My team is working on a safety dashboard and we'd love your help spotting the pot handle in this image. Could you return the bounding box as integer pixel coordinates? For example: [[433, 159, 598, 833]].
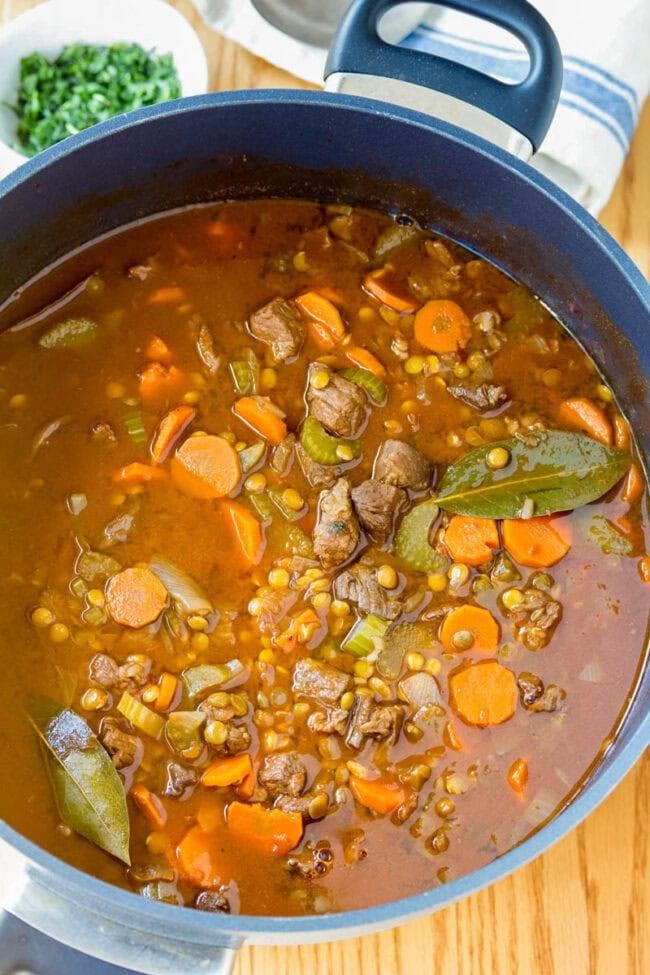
[[324, 0, 562, 156], [0, 908, 236, 975]]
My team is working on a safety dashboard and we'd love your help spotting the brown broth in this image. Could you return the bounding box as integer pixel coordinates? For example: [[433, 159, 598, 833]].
[[0, 200, 647, 916]]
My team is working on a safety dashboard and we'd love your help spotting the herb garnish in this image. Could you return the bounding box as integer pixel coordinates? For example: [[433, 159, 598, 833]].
[[13, 42, 181, 156]]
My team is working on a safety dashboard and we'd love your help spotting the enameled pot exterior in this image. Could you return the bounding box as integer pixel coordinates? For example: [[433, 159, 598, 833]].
[[0, 90, 648, 974]]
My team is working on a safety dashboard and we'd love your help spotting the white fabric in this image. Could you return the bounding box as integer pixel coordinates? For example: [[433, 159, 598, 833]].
[[193, 1, 650, 214]]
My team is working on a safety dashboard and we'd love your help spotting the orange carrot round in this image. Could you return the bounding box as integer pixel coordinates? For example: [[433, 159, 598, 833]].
[[443, 515, 499, 566], [112, 462, 168, 486], [154, 672, 179, 712], [414, 299, 471, 353], [151, 405, 196, 463], [223, 500, 264, 564], [439, 604, 500, 654], [105, 566, 168, 628], [176, 825, 223, 888], [131, 784, 166, 829], [146, 335, 173, 364], [344, 344, 387, 377], [233, 396, 288, 446], [559, 397, 613, 444], [295, 290, 347, 349], [502, 516, 570, 568], [621, 463, 645, 505], [171, 434, 241, 499], [202, 753, 253, 788], [139, 361, 186, 407], [448, 659, 517, 727], [226, 801, 303, 856], [507, 757, 529, 793], [363, 267, 420, 313], [349, 776, 406, 815]]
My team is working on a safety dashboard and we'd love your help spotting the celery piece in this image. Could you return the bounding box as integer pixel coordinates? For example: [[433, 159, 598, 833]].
[[165, 710, 206, 755], [393, 499, 447, 574], [124, 404, 147, 446], [300, 416, 361, 466], [238, 442, 266, 473], [341, 613, 389, 656], [229, 348, 259, 395], [339, 367, 387, 405], [117, 691, 164, 739], [181, 664, 231, 699]]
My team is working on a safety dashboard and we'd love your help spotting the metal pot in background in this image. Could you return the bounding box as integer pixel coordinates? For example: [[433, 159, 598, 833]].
[[0, 2, 648, 973]]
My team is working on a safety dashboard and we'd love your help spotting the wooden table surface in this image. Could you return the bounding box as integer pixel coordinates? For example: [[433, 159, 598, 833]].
[[1, 2, 648, 974]]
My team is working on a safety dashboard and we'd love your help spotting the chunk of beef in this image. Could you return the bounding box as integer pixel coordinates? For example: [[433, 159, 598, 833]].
[[102, 511, 135, 546], [100, 718, 141, 769], [164, 761, 199, 797], [196, 322, 221, 375], [313, 478, 360, 569], [333, 561, 403, 620], [292, 658, 352, 706], [350, 479, 407, 545], [306, 364, 368, 438], [295, 441, 339, 489], [258, 752, 307, 799], [195, 890, 231, 913], [89, 653, 119, 688], [345, 694, 404, 750], [249, 297, 304, 362], [225, 724, 252, 754], [374, 439, 432, 491], [307, 708, 349, 736], [447, 382, 508, 412], [277, 788, 329, 819], [89, 653, 152, 693], [517, 672, 566, 712]]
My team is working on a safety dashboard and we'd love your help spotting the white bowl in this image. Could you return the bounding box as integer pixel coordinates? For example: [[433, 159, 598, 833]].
[[0, 0, 209, 177]]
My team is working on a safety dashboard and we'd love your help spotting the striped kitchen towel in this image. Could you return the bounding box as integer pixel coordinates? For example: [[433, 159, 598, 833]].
[[399, 0, 650, 214], [194, 0, 650, 214]]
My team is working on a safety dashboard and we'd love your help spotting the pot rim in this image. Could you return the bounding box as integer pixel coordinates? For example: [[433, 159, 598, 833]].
[[0, 89, 648, 943]]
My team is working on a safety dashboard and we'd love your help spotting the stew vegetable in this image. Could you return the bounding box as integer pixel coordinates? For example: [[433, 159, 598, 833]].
[[0, 199, 647, 916]]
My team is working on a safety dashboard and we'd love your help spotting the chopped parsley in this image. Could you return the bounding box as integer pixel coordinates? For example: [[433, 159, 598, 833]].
[[13, 42, 182, 156]]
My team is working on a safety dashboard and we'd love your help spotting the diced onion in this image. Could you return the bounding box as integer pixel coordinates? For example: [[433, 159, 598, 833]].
[[398, 672, 443, 709], [149, 555, 214, 616]]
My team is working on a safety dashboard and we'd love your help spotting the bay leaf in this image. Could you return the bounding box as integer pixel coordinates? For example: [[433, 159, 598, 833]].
[[28, 696, 130, 864], [436, 431, 630, 519]]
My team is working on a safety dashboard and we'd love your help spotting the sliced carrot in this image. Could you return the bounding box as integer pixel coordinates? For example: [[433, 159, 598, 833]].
[[151, 405, 196, 463], [112, 462, 168, 486], [131, 784, 166, 829], [233, 396, 287, 446], [223, 500, 264, 564], [363, 267, 420, 313], [448, 659, 517, 727], [154, 672, 178, 712], [146, 335, 173, 364], [349, 776, 406, 815], [202, 753, 253, 788], [226, 801, 303, 857], [502, 516, 571, 568], [414, 299, 472, 353], [559, 397, 613, 444], [439, 604, 500, 654], [139, 361, 186, 407], [146, 286, 186, 305], [621, 463, 645, 504], [176, 825, 223, 887], [236, 770, 256, 800], [105, 566, 168, 628], [196, 799, 223, 834], [171, 434, 241, 499], [295, 291, 347, 349], [443, 515, 499, 566], [442, 720, 464, 751], [507, 757, 528, 793], [344, 344, 387, 377], [613, 414, 631, 450]]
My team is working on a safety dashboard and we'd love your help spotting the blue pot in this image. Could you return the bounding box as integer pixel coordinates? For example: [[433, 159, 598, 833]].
[[0, 3, 647, 973]]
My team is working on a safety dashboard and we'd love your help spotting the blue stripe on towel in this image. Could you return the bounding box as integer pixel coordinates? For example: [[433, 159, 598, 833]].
[[401, 24, 636, 150]]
